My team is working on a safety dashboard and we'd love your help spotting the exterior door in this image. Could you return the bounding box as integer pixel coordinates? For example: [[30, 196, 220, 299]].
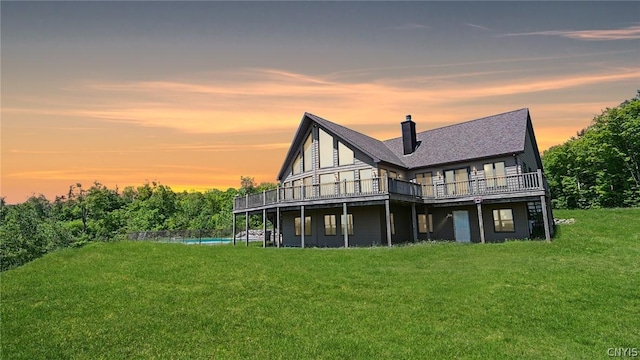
[[453, 210, 471, 242]]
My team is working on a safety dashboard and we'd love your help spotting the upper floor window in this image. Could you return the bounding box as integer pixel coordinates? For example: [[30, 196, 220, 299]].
[[292, 153, 302, 175], [319, 128, 334, 168], [339, 171, 354, 194], [303, 133, 313, 172], [416, 172, 433, 196], [338, 141, 354, 166], [445, 168, 469, 195], [484, 162, 506, 187]]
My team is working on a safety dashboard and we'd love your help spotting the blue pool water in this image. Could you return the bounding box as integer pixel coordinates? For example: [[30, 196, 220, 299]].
[[181, 238, 233, 245]]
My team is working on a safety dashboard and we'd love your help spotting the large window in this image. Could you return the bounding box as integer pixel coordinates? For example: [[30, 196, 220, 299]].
[[359, 168, 373, 193], [339, 171, 354, 194], [295, 216, 312, 236], [341, 214, 354, 235], [319, 173, 335, 196], [303, 176, 313, 197], [493, 209, 514, 232], [445, 168, 469, 195], [319, 128, 334, 168], [418, 214, 433, 233], [484, 162, 506, 187], [293, 179, 302, 199], [338, 141, 354, 166], [324, 215, 337, 235], [303, 133, 313, 172], [416, 172, 433, 196], [293, 153, 302, 175]]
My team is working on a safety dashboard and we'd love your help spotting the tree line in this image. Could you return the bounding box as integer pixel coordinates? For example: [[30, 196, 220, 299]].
[[0, 177, 275, 271], [542, 92, 640, 209]]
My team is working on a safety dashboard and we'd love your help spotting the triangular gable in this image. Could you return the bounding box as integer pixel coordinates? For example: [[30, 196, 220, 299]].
[[276, 113, 406, 181]]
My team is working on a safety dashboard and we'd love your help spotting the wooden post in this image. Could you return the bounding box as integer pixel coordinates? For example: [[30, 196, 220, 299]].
[[232, 213, 236, 246], [245, 211, 249, 247], [263, 190, 266, 205], [276, 207, 281, 248], [343, 202, 349, 248], [425, 205, 431, 240], [385, 200, 392, 247], [262, 208, 267, 248], [541, 195, 551, 242], [477, 202, 485, 244], [301, 205, 305, 248], [537, 169, 544, 189], [411, 203, 418, 243]]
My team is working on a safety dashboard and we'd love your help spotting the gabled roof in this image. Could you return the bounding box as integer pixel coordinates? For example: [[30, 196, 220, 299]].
[[383, 108, 531, 168], [277, 108, 533, 180]]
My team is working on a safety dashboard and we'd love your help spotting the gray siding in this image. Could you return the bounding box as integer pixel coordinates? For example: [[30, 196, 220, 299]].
[[281, 206, 385, 247]]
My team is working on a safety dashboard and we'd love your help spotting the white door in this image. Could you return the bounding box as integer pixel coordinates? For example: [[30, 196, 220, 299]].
[[453, 210, 471, 243]]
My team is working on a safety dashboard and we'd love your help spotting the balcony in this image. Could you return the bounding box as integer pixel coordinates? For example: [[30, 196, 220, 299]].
[[233, 171, 545, 212]]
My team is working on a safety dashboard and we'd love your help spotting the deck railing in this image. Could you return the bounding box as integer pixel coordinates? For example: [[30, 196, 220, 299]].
[[234, 171, 545, 211]]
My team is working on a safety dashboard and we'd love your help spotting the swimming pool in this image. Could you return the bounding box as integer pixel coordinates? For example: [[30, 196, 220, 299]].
[[180, 238, 233, 245]]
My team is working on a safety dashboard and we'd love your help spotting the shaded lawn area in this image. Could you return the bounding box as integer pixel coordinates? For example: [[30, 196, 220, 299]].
[[2, 208, 639, 359]]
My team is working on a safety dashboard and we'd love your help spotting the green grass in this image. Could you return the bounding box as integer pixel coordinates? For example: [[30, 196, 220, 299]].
[[2, 208, 639, 359]]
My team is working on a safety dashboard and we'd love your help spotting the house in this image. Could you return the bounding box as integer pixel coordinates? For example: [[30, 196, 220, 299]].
[[232, 108, 554, 247]]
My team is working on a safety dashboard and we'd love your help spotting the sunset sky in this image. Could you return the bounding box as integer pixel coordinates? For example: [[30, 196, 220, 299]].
[[2, 1, 639, 204]]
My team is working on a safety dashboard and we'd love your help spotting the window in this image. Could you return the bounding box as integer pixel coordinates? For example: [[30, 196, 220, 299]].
[[418, 214, 433, 233], [338, 141, 354, 166], [390, 213, 395, 235], [295, 216, 312, 236], [484, 162, 506, 187], [303, 133, 313, 172], [445, 168, 469, 195], [324, 215, 337, 235], [319, 128, 333, 168], [416, 172, 433, 196], [339, 171, 354, 194], [389, 171, 398, 179], [341, 214, 354, 235], [319, 173, 335, 196], [359, 169, 373, 193], [493, 209, 515, 232], [292, 153, 302, 175], [293, 179, 302, 199], [303, 176, 312, 197]]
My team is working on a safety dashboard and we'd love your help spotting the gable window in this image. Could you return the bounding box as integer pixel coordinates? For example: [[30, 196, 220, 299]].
[[295, 216, 312, 236], [319, 128, 334, 168], [493, 209, 514, 232], [338, 141, 354, 166], [418, 214, 433, 233], [390, 213, 395, 235], [292, 153, 302, 175], [484, 162, 506, 187], [324, 215, 337, 235], [445, 168, 469, 195], [416, 172, 433, 196], [303, 133, 313, 172], [341, 214, 354, 235], [303, 176, 312, 197]]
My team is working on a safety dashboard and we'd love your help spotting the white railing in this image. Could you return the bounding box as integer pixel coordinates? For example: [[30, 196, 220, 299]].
[[234, 171, 545, 211], [421, 171, 543, 199]]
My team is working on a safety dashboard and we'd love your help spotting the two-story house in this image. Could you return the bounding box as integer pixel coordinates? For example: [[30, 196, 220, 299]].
[[233, 108, 554, 247]]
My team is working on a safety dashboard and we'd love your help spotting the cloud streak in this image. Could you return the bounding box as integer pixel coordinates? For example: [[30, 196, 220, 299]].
[[500, 24, 640, 40]]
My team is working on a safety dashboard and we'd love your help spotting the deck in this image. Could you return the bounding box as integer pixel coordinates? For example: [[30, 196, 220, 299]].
[[233, 171, 546, 213]]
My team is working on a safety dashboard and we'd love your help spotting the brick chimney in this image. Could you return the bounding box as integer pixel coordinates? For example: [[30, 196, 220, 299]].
[[401, 114, 417, 155]]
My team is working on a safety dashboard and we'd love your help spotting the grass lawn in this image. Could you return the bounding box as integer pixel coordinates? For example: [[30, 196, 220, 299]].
[[2, 208, 639, 359]]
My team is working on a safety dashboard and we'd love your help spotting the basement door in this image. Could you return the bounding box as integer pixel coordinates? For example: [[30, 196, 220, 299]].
[[453, 210, 471, 243]]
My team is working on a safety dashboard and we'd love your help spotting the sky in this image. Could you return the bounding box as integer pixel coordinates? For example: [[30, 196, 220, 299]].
[[2, 1, 639, 204]]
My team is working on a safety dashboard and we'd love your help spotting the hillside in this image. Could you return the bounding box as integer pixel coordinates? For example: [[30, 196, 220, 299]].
[[1, 209, 639, 359]]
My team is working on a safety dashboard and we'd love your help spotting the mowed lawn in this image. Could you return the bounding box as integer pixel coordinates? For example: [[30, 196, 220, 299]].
[[1, 209, 639, 359]]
